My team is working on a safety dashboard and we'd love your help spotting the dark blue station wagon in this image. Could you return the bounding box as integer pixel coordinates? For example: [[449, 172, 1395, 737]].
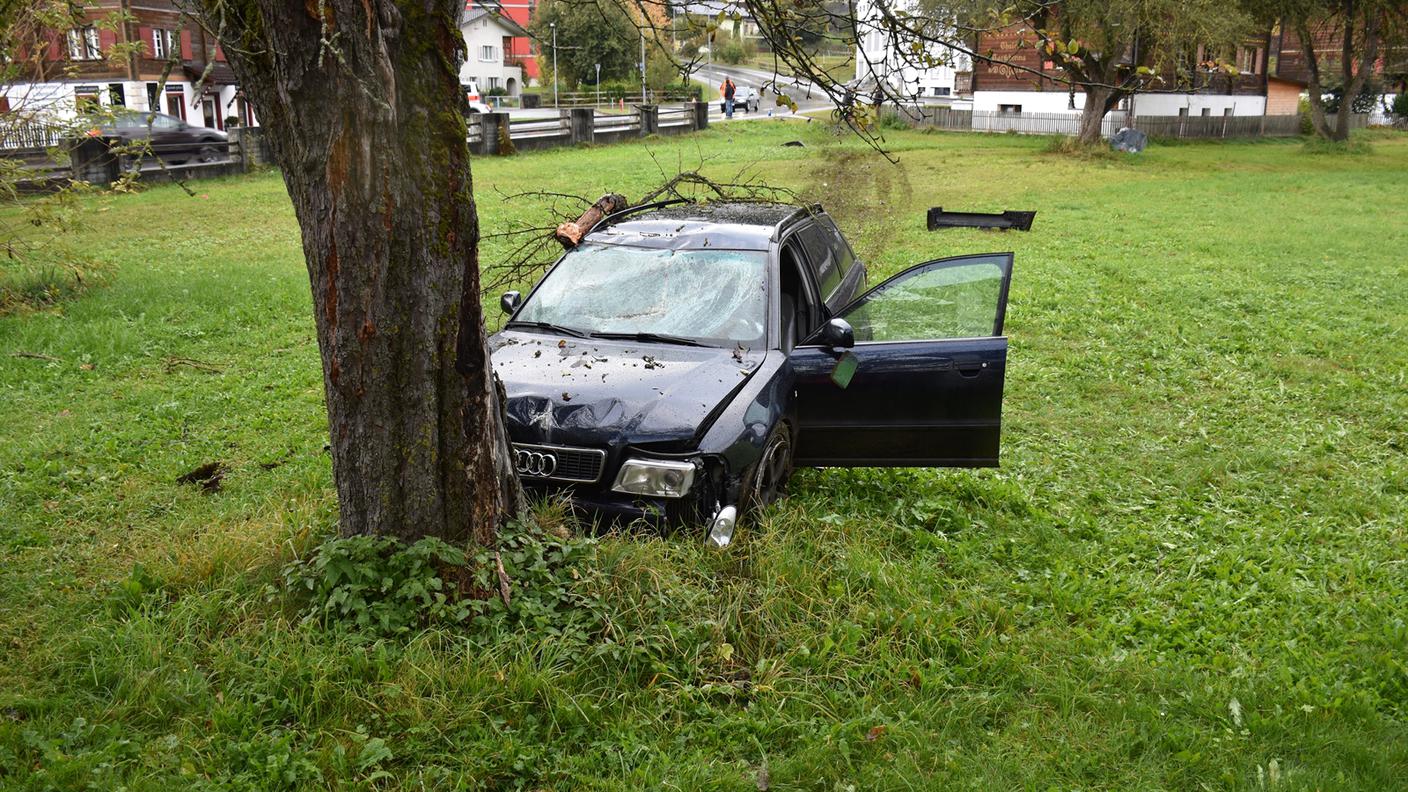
[[490, 201, 1014, 546]]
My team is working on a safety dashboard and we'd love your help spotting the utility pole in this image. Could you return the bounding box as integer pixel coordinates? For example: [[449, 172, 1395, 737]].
[[550, 22, 558, 109], [640, 30, 647, 105], [595, 63, 601, 107]]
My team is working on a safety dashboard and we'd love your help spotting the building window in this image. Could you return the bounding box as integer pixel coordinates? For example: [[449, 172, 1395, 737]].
[[151, 29, 177, 60], [1223, 107, 1233, 116], [1237, 46, 1262, 75], [74, 86, 101, 112], [998, 104, 1022, 115], [1200, 107, 1211, 117], [67, 27, 100, 61], [108, 83, 125, 107], [1178, 107, 1189, 117], [931, 86, 950, 97], [480, 45, 496, 62], [165, 85, 186, 120], [488, 76, 500, 90]]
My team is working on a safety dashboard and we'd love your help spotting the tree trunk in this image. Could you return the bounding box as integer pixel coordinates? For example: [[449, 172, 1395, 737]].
[[197, 0, 520, 544], [1298, 5, 1383, 143], [1077, 85, 1121, 146]]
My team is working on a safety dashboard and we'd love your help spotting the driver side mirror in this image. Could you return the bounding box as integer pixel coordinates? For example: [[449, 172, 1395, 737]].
[[500, 291, 522, 315], [818, 317, 854, 349]]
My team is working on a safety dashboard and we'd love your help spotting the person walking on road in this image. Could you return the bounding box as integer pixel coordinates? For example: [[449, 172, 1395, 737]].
[[720, 77, 736, 119]]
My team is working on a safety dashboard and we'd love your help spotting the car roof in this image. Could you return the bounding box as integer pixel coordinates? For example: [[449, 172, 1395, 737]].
[[586, 201, 811, 251]]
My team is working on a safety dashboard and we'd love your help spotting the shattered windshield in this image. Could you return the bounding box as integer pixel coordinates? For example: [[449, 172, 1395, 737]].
[[516, 243, 768, 346]]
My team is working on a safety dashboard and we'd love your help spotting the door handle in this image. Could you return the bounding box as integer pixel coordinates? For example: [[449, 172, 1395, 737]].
[[956, 360, 985, 378]]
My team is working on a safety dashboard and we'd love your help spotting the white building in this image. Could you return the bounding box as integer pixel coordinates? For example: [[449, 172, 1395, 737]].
[[458, 8, 529, 97], [852, 0, 971, 105], [1, 18, 252, 133]]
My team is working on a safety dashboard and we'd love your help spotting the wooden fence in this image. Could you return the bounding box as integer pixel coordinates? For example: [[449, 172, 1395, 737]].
[[895, 106, 1373, 140]]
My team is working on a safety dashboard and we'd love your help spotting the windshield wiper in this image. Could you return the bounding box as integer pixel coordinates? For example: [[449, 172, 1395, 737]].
[[505, 320, 588, 338], [589, 331, 707, 347]]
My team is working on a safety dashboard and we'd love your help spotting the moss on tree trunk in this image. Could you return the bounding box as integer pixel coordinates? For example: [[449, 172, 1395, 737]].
[[199, 0, 520, 544]]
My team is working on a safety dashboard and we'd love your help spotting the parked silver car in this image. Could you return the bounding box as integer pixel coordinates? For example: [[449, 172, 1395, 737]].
[[721, 86, 761, 114]]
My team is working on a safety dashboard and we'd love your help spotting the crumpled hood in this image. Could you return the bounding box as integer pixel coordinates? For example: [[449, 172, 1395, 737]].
[[490, 330, 764, 450]]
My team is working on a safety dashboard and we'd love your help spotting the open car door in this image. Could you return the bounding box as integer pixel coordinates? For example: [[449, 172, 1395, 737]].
[[790, 253, 1013, 466]]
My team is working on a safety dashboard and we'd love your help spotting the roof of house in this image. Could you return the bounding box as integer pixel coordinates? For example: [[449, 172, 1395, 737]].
[[459, 6, 530, 37]]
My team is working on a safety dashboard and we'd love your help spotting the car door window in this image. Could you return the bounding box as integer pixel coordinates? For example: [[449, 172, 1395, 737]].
[[796, 223, 841, 298], [818, 217, 855, 278], [778, 237, 819, 349], [840, 253, 1012, 342]]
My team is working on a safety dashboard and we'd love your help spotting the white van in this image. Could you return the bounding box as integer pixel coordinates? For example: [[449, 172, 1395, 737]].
[[462, 81, 492, 114]]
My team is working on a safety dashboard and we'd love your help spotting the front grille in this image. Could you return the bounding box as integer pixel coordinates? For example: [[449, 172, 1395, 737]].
[[512, 443, 606, 484]]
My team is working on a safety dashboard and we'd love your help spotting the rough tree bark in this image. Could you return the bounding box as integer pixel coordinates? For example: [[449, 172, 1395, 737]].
[[196, 0, 520, 544], [1077, 83, 1125, 146]]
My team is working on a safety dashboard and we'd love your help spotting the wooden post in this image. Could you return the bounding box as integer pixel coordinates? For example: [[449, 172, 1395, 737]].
[[690, 100, 708, 130], [69, 136, 119, 185], [637, 105, 658, 136], [569, 107, 594, 144]]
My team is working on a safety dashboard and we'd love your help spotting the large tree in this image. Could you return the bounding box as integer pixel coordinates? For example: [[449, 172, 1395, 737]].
[[192, 0, 519, 544], [529, 0, 640, 86]]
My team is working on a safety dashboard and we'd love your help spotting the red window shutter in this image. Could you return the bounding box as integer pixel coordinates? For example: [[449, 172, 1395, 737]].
[[47, 34, 61, 61], [137, 26, 152, 56], [180, 30, 193, 59], [99, 28, 117, 54], [214, 43, 225, 61]]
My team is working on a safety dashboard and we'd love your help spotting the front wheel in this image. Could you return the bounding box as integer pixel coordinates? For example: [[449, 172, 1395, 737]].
[[196, 144, 221, 163], [747, 422, 794, 511]]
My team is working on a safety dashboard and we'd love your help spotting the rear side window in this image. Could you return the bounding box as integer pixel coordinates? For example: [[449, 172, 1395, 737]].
[[797, 223, 841, 297], [819, 217, 857, 277]]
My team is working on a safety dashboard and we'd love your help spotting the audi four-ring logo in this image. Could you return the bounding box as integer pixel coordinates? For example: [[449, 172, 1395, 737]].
[[515, 449, 558, 477]]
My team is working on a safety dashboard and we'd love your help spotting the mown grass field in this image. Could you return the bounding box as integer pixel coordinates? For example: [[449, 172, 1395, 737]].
[[2, 122, 1407, 790]]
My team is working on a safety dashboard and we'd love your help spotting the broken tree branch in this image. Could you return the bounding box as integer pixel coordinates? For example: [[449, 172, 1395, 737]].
[[554, 193, 629, 249]]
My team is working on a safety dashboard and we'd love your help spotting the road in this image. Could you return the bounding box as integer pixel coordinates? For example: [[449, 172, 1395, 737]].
[[500, 63, 839, 125]]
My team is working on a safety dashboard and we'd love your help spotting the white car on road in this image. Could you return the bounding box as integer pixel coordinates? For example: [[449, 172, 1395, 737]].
[[720, 86, 761, 114]]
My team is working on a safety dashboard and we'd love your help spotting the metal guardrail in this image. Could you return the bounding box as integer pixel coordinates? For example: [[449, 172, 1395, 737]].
[[550, 90, 702, 108]]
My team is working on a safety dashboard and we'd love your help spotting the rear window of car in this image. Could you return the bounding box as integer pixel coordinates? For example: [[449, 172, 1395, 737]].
[[797, 221, 851, 298]]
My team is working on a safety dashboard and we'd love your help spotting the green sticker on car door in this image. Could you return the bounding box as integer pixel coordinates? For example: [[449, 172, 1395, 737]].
[[830, 351, 858, 389]]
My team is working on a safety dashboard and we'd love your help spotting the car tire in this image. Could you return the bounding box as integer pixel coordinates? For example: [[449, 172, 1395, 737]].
[[196, 144, 221, 163], [746, 421, 794, 512]]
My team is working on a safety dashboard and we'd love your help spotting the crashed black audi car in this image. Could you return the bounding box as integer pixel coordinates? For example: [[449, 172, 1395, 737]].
[[490, 201, 1014, 546]]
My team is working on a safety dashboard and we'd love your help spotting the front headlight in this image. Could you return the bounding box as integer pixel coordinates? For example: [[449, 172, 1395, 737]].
[[611, 458, 696, 498]]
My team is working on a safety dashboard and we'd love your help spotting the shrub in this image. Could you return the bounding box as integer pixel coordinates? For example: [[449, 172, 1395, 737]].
[[1392, 93, 1408, 120], [716, 38, 746, 65], [279, 520, 604, 640]]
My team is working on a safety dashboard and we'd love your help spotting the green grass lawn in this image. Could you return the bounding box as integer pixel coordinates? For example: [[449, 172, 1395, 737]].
[[2, 122, 1407, 790]]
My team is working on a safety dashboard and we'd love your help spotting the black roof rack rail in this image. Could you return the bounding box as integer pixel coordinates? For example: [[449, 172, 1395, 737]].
[[596, 198, 692, 230]]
